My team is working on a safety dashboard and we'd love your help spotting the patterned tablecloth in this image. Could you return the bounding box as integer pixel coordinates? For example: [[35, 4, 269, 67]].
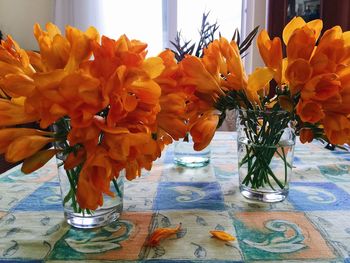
[[1, 132, 350, 262]]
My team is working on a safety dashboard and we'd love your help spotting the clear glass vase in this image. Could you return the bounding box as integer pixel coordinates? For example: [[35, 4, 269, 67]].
[[53, 119, 124, 228], [56, 163, 124, 229], [236, 109, 296, 202], [174, 135, 211, 168]]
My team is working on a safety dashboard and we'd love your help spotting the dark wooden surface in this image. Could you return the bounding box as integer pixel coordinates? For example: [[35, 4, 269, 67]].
[[0, 154, 18, 174]]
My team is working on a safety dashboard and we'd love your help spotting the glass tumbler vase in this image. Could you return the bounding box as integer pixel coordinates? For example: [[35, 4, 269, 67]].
[[56, 161, 124, 229], [236, 109, 296, 202]]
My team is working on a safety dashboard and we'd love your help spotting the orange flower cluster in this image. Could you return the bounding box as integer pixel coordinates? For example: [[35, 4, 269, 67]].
[[258, 17, 350, 145], [178, 38, 274, 150], [0, 23, 189, 210]]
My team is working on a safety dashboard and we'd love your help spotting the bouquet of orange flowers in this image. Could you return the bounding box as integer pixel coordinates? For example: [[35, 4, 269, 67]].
[[0, 23, 194, 213], [175, 16, 350, 197]]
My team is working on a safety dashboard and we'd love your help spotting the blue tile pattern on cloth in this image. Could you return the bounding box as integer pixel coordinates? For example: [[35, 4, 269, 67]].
[[293, 156, 302, 165], [0, 260, 43, 263], [154, 182, 225, 211], [143, 260, 243, 263], [318, 164, 350, 182], [2, 132, 350, 262], [330, 150, 350, 162], [288, 182, 350, 211], [164, 147, 175, 164], [13, 182, 62, 211]]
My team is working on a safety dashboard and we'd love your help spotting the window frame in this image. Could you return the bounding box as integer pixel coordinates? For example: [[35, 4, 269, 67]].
[[162, 0, 267, 73]]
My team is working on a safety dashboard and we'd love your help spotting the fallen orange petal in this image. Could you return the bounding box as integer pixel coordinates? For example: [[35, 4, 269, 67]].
[[210, 230, 236, 241], [148, 223, 182, 247]]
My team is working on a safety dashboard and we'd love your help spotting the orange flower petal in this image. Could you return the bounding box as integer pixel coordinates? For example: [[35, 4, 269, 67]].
[[246, 67, 274, 103], [142, 57, 165, 79], [299, 128, 314, 144], [21, 149, 58, 174], [306, 19, 323, 41], [210, 230, 236, 241], [0, 99, 39, 126], [283, 16, 306, 45], [5, 135, 55, 163], [2, 73, 35, 97], [64, 148, 86, 170], [287, 27, 316, 62], [257, 30, 283, 72], [180, 56, 223, 98], [0, 128, 52, 154], [191, 112, 219, 151], [148, 224, 182, 247], [285, 59, 313, 88], [296, 100, 324, 123], [323, 113, 350, 145]]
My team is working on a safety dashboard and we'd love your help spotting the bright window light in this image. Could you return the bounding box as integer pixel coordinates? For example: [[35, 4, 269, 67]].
[[177, 0, 242, 43], [100, 0, 163, 56]]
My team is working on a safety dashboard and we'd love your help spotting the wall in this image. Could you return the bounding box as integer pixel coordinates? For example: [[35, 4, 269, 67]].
[[241, 0, 267, 73], [0, 0, 55, 50]]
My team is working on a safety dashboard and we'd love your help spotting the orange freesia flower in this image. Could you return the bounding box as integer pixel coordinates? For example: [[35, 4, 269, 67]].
[[21, 149, 58, 174], [180, 55, 224, 101], [301, 73, 341, 101], [311, 26, 350, 74], [0, 128, 52, 153], [148, 223, 182, 247], [299, 128, 314, 143], [88, 35, 147, 80], [285, 58, 313, 93], [296, 99, 324, 123], [0, 35, 35, 77], [286, 27, 316, 62], [323, 113, 350, 145], [282, 17, 323, 46], [190, 111, 219, 151], [257, 30, 283, 84], [210, 230, 236, 241], [102, 131, 159, 180], [245, 67, 274, 104], [76, 147, 117, 210], [5, 135, 55, 163], [258, 17, 322, 89], [0, 99, 39, 126], [156, 50, 188, 141], [67, 122, 101, 152], [1, 73, 35, 98], [64, 148, 87, 170], [34, 23, 99, 72]]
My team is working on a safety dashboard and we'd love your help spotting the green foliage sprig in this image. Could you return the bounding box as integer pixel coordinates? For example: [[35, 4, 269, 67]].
[[171, 12, 259, 61]]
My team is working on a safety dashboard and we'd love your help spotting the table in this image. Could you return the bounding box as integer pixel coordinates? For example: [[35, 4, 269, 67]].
[[1, 132, 350, 262]]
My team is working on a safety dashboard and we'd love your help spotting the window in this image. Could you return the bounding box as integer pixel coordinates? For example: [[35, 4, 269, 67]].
[[177, 0, 242, 43], [99, 0, 243, 55], [100, 0, 163, 56]]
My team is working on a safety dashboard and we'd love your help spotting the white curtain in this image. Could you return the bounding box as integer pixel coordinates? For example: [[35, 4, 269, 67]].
[[54, 0, 104, 33], [54, 0, 164, 55]]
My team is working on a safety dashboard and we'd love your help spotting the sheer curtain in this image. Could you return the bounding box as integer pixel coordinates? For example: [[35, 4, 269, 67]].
[[54, 0, 104, 33], [54, 0, 163, 55]]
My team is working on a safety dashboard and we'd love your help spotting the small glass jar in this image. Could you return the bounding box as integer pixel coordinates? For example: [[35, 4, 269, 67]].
[[174, 135, 211, 168]]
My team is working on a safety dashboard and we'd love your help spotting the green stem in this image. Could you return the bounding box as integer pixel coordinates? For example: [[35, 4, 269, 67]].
[[112, 178, 123, 199]]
